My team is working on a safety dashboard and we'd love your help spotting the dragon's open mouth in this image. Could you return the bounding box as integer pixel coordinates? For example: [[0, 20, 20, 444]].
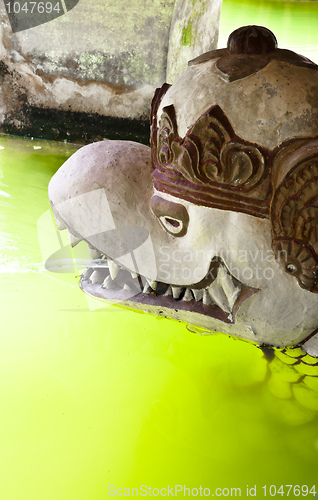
[[79, 246, 258, 325]]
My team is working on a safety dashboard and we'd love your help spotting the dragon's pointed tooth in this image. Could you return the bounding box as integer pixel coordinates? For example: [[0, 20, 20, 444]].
[[89, 270, 99, 284], [82, 268, 94, 281], [147, 279, 158, 290], [227, 287, 241, 310], [130, 271, 138, 279], [172, 286, 183, 299], [143, 283, 153, 293], [88, 246, 101, 260], [182, 288, 193, 302], [217, 265, 241, 307], [191, 289, 204, 302], [68, 230, 82, 247], [108, 259, 120, 280], [215, 265, 242, 309], [164, 285, 172, 296], [203, 289, 212, 305], [207, 282, 232, 313], [89, 269, 107, 284], [102, 275, 116, 289]]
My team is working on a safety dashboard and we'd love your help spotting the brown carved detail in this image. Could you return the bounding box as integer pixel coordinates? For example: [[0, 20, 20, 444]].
[[273, 238, 318, 292], [216, 48, 317, 83], [150, 83, 172, 178], [189, 26, 317, 82], [157, 104, 178, 167], [216, 55, 270, 83], [271, 140, 318, 292], [150, 83, 171, 126], [220, 142, 266, 190], [152, 103, 271, 218], [227, 26, 277, 55]]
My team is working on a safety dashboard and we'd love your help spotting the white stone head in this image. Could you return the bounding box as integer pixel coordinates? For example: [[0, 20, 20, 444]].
[[49, 26, 318, 354]]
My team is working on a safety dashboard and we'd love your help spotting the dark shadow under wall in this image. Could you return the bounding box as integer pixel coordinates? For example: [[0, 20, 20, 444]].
[[1, 105, 151, 145]]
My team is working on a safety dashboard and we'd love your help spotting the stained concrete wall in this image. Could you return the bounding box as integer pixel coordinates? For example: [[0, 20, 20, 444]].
[[0, 0, 222, 143], [0, 0, 174, 143]]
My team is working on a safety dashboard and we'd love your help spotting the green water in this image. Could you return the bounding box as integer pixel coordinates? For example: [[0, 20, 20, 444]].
[[2, 2, 318, 499], [1, 137, 318, 499], [219, 0, 318, 64]]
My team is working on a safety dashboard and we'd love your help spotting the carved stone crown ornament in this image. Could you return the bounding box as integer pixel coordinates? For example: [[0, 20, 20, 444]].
[[48, 26, 318, 358], [151, 100, 271, 218], [151, 26, 318, 295]]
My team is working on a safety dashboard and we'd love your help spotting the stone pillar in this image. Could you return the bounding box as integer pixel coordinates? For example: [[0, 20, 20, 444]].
[[166, 0, 223, 83]]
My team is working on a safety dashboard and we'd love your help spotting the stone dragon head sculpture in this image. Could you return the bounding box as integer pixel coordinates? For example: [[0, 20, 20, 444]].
[[48, 26, 318, 356]]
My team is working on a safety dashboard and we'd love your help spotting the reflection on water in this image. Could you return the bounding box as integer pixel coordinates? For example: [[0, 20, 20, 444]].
[[265, 347, 318, 425]]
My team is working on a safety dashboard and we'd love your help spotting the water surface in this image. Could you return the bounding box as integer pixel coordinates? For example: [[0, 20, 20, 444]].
[[219, 0, 318, 63], [1, 133, 318, 499]]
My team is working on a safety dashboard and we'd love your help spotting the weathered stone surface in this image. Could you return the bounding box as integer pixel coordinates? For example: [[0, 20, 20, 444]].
[[160, 53, 318, 149], [0, 0, 175, 141]]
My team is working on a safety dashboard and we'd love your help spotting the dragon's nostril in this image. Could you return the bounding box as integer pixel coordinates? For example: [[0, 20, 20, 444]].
[[151, 195, 189, 237], [159, 216, 183, 235], [164, 217, 180, 228]]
